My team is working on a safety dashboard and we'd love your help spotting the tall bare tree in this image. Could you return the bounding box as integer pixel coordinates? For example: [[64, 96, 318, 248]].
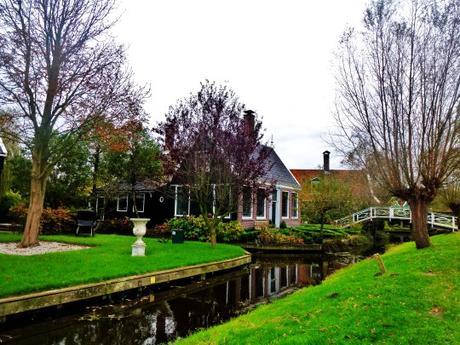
[[334, 0, 460, 248], [156, 81, 272, 247], [0, 0, 148, 247]]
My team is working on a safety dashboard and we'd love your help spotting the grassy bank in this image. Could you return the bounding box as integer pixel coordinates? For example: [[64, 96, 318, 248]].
[[0, 233, 245, 298], [176, 233, 460, 345]]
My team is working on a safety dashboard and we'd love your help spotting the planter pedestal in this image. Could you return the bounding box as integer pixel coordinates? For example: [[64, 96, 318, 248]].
[[130, 218, 150, 256]]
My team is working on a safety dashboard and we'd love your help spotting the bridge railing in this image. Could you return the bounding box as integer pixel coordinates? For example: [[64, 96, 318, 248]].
[[334, 206, 458, 231]]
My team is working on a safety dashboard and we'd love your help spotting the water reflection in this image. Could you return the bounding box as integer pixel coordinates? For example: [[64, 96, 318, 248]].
[[0, 254, 342, 345]]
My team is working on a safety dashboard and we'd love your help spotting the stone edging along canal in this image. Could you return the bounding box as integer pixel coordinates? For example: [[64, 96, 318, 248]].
[[0, 253, 252, 317]]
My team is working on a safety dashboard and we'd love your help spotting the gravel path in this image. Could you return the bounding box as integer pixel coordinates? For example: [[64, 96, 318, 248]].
[[0, 241, 90, 256]]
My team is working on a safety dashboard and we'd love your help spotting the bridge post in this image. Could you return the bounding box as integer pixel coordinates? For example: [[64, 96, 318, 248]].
[[389, 208, 393, 221], [430, 213, 434, 228]]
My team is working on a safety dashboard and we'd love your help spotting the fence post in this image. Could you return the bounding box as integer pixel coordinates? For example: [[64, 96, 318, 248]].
[[430, 213, 434, 228]]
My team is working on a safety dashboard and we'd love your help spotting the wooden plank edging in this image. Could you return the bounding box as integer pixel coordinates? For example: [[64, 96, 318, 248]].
[[0, 253, 251, 317]]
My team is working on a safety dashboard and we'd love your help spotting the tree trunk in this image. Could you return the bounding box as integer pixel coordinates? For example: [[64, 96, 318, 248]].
[[20, 160, 47, 248], [449, 204, 460, 220], [132, 187, 139, 218], [209, 219, 217, 247], [408, 198, 431, 249]]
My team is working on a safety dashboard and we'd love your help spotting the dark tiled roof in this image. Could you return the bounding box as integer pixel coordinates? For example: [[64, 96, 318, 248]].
[[263, 146, 300, 189], [0, 138, 7, 157]]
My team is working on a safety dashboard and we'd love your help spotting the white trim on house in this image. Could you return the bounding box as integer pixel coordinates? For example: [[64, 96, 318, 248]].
[[242, 187, 253, 220], [256, 188, 267, 220], [287, 169, 301, 188], [174, 185, 190, 217], [281, 191, 290, 219], [117, 194, 128, 212], [275, 188, 281, 227], [133, 193, 146, 213], [276, 184, 301, 191]]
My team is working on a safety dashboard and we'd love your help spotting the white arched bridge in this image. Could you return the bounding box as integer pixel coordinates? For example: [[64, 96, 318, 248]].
[[335, 206, 458, 232]]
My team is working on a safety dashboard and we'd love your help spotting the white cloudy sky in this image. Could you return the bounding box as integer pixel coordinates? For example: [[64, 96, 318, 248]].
[[114, 0, 369, 169]]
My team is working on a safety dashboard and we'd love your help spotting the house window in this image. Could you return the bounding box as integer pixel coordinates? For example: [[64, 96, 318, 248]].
[[96, 196, 104, 213], [256, 189, 266, 219], [133, 193, 145, 213], [242, 187, 252, 219], [291, 192, 298, 219], [117, 194, 128, 212], [311, 177, 320, 186], [281, 191, 289, 218], [175, 185, 190, 216]]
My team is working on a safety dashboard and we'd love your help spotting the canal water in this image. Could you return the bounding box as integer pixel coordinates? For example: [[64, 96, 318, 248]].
[[0, 253, 350, 345]]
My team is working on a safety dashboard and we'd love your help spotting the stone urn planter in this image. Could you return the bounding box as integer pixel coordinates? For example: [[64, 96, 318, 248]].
[[130, 218, 150, 256]]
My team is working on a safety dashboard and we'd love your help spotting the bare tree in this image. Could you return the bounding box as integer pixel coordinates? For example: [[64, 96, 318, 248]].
[[334, 0, 460, 248], [155, 81, 272, 247], [0, 0, 148, 247]]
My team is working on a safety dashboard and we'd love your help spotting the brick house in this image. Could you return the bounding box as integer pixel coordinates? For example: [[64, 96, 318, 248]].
[[97, 111, 301, 229], [238, 145, 301, 229], [290, 151, 373, 209]]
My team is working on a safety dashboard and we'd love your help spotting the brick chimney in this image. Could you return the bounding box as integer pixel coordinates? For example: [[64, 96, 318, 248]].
[[243, 110, 256, 140], [323, 150, 330, 172]]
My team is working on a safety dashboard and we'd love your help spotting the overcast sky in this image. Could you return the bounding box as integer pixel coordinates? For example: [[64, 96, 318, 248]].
[[114, 0, 369, 169]]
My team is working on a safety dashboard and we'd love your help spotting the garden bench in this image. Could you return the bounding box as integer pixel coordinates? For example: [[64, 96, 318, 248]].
[[76, 210, 97, 237]]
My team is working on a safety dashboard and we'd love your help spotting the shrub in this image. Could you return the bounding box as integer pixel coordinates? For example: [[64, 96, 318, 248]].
[[240, 227, 258, 242], [152, 223, 171, 236], [96, 218, 133, 235], [280, 220, 287, 229], [10, 204, 75, 234], [257, 228, 304, 246], [217, 221, 243, 242], [0, 190, 22, 221], [167, 216, 209, 241], [167, 216, 244, 242]]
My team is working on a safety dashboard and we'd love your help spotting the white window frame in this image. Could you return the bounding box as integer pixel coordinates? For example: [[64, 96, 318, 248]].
[[256, 189, 267, 220], [117, 194, 128, 212], [281, 191, 290, 219], [242, 187, 253, 220], [133, 193, 146, 213], [291, 192, 299, 219], [95, 196, 104, 213], [174, 185, 190, 217]]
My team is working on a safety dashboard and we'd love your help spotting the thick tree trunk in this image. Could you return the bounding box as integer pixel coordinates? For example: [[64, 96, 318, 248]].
[[449, 204, 460, 220], [20, 160, 47, 248], [408, 198, 431, 249]]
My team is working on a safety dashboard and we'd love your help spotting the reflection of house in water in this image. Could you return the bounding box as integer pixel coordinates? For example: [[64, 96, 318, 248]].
[[247, 262, 325, 300], [2, 258, 334, 345], [140, 260, 329, 343]]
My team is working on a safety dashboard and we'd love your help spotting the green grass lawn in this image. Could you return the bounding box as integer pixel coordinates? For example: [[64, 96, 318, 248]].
[[0, 233, 245, 298], [176, 233, 460, 345]]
